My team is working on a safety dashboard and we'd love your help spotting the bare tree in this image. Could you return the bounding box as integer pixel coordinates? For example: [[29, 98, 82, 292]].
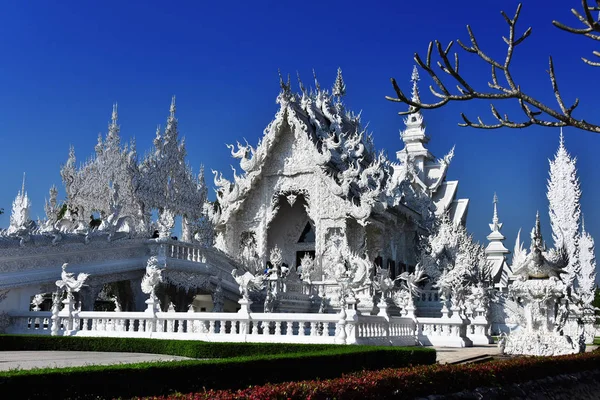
[[386, 1, 600, 133]]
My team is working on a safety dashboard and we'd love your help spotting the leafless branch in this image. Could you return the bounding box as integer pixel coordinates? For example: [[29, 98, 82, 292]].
[[553, 0, 600, 66], [386, 3, 600, 134]]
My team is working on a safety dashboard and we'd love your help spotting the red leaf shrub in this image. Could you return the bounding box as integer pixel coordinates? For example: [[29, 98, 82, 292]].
[[136, 350, 600, 400]]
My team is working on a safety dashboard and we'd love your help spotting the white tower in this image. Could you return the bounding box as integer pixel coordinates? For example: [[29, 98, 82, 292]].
[[394, 66, 469, 226], [485, 193, 511, 289]]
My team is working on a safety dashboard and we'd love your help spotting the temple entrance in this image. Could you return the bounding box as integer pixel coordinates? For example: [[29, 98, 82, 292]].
[[266, 194, 315, 271]]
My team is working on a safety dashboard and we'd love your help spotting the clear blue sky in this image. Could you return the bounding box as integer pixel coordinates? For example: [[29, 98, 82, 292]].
[[1, 0, 599, 261]]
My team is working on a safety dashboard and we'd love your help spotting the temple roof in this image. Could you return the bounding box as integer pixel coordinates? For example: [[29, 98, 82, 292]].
[[213, 70, 434, 227]]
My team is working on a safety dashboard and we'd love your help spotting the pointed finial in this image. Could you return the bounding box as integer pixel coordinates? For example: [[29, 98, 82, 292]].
[[107, 103, 120, 139], [559, 127, 564, 147], [582, 213, 586, 233], [297, 71, 306, 94], [170, 96, 176, 117], [112, 103, 118, 123], [278, 69, 288, 91], [410, 65, 420, 103], [21, 172, 26, 196], [535, 210, 541, 237], [492, 192, 498, 221], [312, 69, 321, 91], [489, 192, 502, 232]]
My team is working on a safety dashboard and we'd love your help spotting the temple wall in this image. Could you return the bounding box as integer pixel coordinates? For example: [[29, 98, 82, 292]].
[[0, 286, 40, 313]]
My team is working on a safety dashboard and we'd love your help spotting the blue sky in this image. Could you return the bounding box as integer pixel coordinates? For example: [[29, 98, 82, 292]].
[[1, 0, 599, 260]]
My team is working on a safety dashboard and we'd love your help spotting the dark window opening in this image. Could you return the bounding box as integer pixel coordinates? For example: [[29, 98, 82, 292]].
[[298, 223, 315, 243]]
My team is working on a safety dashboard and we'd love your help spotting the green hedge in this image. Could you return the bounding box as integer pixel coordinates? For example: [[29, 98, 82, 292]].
[[0, 335, 435, 399], [0, 334, 340, 358]]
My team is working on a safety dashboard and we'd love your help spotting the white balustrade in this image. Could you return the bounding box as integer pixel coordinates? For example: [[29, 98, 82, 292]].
[[167, 243, 205, 263], [416, 316, 470, 347], [8, 307, 479, 347], [6, 311, 54, 334]]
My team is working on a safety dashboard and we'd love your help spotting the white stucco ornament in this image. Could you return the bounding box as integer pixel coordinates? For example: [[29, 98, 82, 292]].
[[141, 256, 163, 298], [231, 269, 265, 300], [503, 214, 582, 356], [55, 263, 89, 295]]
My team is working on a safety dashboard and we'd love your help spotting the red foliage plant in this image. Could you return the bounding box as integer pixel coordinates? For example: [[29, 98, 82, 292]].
[[136, 350, 600, 400]]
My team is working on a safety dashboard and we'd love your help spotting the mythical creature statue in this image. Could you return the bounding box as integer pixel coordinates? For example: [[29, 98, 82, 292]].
[[141, 256, 163, 298], [512, 212, 568, 280], [397, 264, 427, 299], [373, 266, 396, 298], [231, 269, 265, 300], [263, 290, 276, 313], [55, 263, 89, 296], [31, 294, 45, 311], [112, 296, 122, 312], [98, 183, 135, 241]]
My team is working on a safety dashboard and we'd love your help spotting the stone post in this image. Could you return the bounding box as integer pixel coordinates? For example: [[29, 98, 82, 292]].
[[377, 296, 391, 342], [237, 298, 252, 335], [334, 307, 347, 344], [50, 292, 61, 336], [440, 300, 450, 319], [60, 293, 76, 335], [145, 293, 160, 333], [344, 296, 360, 345], [377, 297, 389, 317]]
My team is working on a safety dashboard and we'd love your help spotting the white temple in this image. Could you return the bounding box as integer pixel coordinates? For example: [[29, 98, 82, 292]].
[[0, 69, 594, 354]]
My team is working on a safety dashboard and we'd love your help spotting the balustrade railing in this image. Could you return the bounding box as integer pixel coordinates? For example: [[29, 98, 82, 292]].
[[8, 307, 421, 345], [416, 315, 470, 347], [8, 311, 53, 334], [167, 243, 206, 263], [9, 297, 488, 347]]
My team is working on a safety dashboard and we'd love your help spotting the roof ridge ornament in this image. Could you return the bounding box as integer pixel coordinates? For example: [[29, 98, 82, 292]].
[[332, 67, 347, 100]]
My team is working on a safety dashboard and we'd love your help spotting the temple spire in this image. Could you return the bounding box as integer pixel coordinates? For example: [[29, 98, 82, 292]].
[[21, 172, 26, 197], [485, 192, 510, 288], [332, 67, 346, 99], [559, 127, 564, 150], [107, 103, 120, 142], [489, 192, 503, 232], [397, 66, 430, 171], [170, 96, 176, 117], [410, 65, 420, 103]]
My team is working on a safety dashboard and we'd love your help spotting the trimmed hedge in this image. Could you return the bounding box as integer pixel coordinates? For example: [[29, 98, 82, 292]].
[[0, 335, 435, 399], [0, 334, 342, 358], [155, 349, 600, 400]]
